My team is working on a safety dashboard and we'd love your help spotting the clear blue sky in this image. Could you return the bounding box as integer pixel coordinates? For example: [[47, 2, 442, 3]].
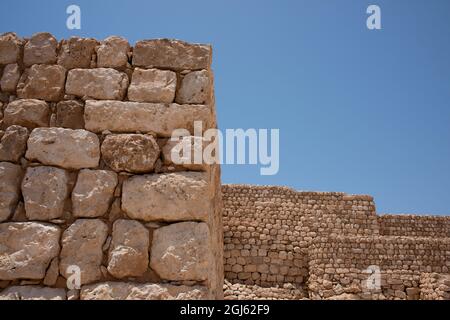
[[1, 0, 449, 215]]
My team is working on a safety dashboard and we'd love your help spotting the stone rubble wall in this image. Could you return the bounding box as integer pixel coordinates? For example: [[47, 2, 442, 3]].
[[0, 32, 223, 300], [379, 214, 450, 238], [419, 273, 450, 300]]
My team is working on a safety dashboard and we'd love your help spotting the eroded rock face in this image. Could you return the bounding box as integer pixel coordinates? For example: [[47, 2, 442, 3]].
[[128, 68, 176, 103], [65, 68, 128, 100], [176, 70, 210, 104], [0, 162, 23, 222], [25, 127, 100, 169], [72, 169, 118, 218], [0, 32, 23, 65], [0, 63, 21, 92], [97, 36, 130, 69], [81, 282, 210, 300], [0, 222, 61, 280], [60, 219, 108, 285], [0, 125, 29, 163], [101, 134, 160, 173], [57, 37, 98, 69], [21, 166, 69, 221], [55, 100, 85, 129], [133, 39, 211, 71], [17, 64, 66, 102], [23, 32, 58, 66], [150, 222, 211, 281], [122, 172, 212, 222], [0, 286, 66, 300], [84, 100, 212, 136], [107, 219, 149, 278], [3, 99, 50, 128], [162, 136, 211, 171]]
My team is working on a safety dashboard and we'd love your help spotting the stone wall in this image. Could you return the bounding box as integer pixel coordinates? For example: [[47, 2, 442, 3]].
[[0, 32, 222, 300], [379, 214, 450, 238]]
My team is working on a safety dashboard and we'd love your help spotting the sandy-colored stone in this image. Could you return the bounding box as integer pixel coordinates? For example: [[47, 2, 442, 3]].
[[58, 37, 98, 69], [25, 127, 100, 169], [17, 64, 66, 101], [0, 222, 61, 280], [72, 169, 118, 217], [66, 68, 128, 100], [0, 63, 21, 92], [0, 32, 22, 65], [55, 100, 85, 129], [122, 172, 212, 222], [150, 222, 211, 281], [176, 70, 210, 104], [60, 219, 108, 285], [162, 136, 211, 171], [23, 32, 58, 66], [101, 134, 160, 173], [84, 100, 212, 136], [0, 286, 66, 300], [0, 125, 29, 163], [97, 36, 130, 68], [107, 219, 149, 278], [21, 166, 69, 221], [81, 282, 210, 300], [0, 162, 23, 222], [43, 257, 59, 286], [133, 39, 211, 71], [128, 68, 176, 103], [3, 99, 50, 128]]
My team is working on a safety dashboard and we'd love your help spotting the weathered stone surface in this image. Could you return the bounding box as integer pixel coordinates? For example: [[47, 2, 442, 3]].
[[17, 64, 66, 101], [162, 136, 210, 171], [58, 37, 98, 69], [133, 39, 211, 71], [43, 257, 59, 286], [150, 222, 211, 281], [0, 162, 23, 222], [128, 68, 176, 103], [65, 68, 128, 100], [0, 63, 21, 92], [21, 166, 69, 221], [72, 169, 118, 217], [55, 100, 85, 129], [0, 286, 66, 300], [23, 32, 58, 66], [122, 172, 212, 222], [84, 100, 212, 136], [60, 219, 108, 285], [0, 33, 22, 65], [81, 282, 210, 300], [101, 134, 160, 173], [107, 219, 149, 278], [3, 99, 50, 128], [0, 125, 28, 163], [176, 70, 210, 104], [97, 36, 130, 69], [25, 128, 100, 169], [0, 222, 61, 280]]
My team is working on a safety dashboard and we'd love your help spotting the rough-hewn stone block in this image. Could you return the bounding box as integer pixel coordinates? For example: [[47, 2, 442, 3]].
[[55, 100, 85, 129], [3, 99, 50, 128], [0, 32, 22, 65], [128, 68, 176, 103], [0, 162, 23, 222], [57, 37, 98, 69], [0, 63, 21, 92], [0, 286, 66, 300], [17, 65, 66, 101], [0, 125, 29, 163], [23, 32, 58, 66], [96, 36, 130, 69], [176, 70, 210, 104]]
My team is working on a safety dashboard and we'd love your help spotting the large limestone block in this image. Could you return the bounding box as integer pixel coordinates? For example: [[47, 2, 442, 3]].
[[81, 282, 210, 300], [0, 162, 23, 222], [0, 63, 21, 92], [133, 39, 211, 71], [21, 166, 69, 221], [128, 68, 176, 103], [0, 222, 61, 280], [0, 125, 29, 163], [122, 172, 212, 222], [176, 70, 210, 104], [97, 36, 130, 69], [17, 64, 66, 101], [0, 32, 23, 65], [101, 134, 160, 173], [107, 219, 149, 278], [84, 100, 212, 137], [72, 169, 118, 217], [162, 136, 211, 171], [25, 128, 100, 169], [150, 222, 211, 281], [55, 100, 85, 129], [60, 219, 108, 285], [23, 32, 58, 66], [3, 99, 49, 128], [0, 286, 66, 300], [65, 68, 128, 100], [57, 37, 98, 69]]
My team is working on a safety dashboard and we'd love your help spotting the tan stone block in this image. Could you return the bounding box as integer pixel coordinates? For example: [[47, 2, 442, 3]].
[[97, 36, 130, 69], [3, 99, 50, 128], [0, 63, 21, 92], [0, 286, 66, 300], [0, 125, 28, 163], [56, 100, 85, 129], [0, 32, 23, 65], [128, 68, 176, 103], [0, 162, 23, 222], [23, 32, 58, 66], [58, 37, 98, 69], [17, 65, 66, 101], [176, 70, 210, 104]]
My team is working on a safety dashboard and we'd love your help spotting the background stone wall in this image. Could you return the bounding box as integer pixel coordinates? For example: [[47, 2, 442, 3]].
[[379, 214, 450, 237], [0, 32, 222, 300]]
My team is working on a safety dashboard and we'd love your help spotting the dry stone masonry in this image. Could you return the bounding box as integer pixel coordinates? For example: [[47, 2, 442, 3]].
[[0, 32, 223, 300]]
